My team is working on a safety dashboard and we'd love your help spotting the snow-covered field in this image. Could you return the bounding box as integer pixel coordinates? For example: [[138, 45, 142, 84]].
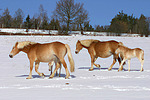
[[0, 35, 150, 100]]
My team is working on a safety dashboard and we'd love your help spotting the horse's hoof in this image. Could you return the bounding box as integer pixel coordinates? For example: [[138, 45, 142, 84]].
[[42, 73, 45, 77], [140, 69, 144, 72], [108, 68, 111, 71], [49, 77, 53, 79], [89, 69, 93, 71], [65, 77, 70, 79], [26, 77, 32, 79], [120, 67, 123, 71], [96, 65, 100, 68]]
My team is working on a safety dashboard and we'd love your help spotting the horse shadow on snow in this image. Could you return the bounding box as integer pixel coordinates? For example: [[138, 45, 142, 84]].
[[78, 66, 141, 72], [16, 74, 76, 79]]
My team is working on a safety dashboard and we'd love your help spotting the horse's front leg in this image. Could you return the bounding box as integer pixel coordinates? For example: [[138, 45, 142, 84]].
[[118, 59, 126, 71], [89, 55, 95, 71], [35, 62, 45, 78], [26, 60, 34, 79]]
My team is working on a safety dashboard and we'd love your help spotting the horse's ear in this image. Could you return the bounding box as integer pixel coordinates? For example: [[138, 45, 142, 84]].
[[15, 42, 18, 46], [77, 40, 81, 43]]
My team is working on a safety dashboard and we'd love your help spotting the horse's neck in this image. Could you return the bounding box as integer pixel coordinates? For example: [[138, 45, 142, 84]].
[[82, 44, 89, 49], [82, 42, 97, 49], [21, 45, 32, 54]]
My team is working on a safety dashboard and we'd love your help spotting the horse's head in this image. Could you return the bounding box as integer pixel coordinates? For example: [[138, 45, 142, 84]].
[[9, 42, 20, 58], [75, 40, 83, 54]]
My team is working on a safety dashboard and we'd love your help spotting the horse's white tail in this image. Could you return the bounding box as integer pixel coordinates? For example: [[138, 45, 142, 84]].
[[65, 44, 75, 72]]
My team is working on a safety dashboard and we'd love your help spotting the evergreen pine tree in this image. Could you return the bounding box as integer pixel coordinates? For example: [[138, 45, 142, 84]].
[[25, 15, 31, 32]]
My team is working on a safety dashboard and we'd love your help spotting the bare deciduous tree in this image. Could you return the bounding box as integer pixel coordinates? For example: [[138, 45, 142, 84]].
[[1, 8, 12, 28], [38, 4, 49, 29], [13, 8, 24, 28], [53, 0, 89, 34]]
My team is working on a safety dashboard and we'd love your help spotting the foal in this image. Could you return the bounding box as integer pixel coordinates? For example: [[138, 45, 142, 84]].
[[116, 45, 144, 72], [48, 54, 62, 77]]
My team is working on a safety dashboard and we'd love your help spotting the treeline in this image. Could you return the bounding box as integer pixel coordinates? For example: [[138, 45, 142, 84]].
[[0, 0, 149, 36], [0, 0, 93, 34], [109, 10, 150, 37]]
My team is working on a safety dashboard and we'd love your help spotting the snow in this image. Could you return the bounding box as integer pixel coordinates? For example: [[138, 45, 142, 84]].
[[0, 28, 143, 37], [0, 35, 150, 100]]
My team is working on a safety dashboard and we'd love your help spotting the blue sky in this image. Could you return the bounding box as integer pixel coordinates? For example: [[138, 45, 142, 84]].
[[1, 0, 150, 26]]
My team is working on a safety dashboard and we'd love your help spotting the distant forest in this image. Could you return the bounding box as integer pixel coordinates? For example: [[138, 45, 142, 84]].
[[0, 0, 149, 36]]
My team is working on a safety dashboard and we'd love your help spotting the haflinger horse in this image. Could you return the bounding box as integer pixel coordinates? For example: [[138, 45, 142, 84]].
[[48, 54, 62, 77], [116, 45, 144, 72], [9, 41, 75, 79], [75, 39, 124, 71]]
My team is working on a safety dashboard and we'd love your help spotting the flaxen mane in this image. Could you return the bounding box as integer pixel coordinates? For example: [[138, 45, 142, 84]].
[[17, 41, 37, 49], [119, 42, 124, 46], [80, 39, 99, 47]]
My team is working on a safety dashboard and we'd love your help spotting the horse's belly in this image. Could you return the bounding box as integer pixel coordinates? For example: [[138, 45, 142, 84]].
[[97, 52, 112, 58], [36, 54, 54, 62]]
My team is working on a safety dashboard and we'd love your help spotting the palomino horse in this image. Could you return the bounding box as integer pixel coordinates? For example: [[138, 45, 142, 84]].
[[75, 39, 123, 71], [48, 54, 62, 77], [116, 45, 144, 72], [9, 41, 74, 79]]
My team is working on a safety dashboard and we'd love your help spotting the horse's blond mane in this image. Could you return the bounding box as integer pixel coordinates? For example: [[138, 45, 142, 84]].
[[119, 42, 124, 46], [17, 41, 37, 49], [80, 39, 99, 47]]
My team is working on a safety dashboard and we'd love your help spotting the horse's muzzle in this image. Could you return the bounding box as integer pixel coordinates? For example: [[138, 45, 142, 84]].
[[9, 54, 13, 58], [75, 50, 78, 54]]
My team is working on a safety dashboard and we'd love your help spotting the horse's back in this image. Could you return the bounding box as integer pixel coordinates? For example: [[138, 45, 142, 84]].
[[95, 40, 119, 51], [91, 40, 120, 58], [37, 42, 66, 51], [134, 48, 144, 59], [34, 42, 67, 62], [50, 42, 67, 55]]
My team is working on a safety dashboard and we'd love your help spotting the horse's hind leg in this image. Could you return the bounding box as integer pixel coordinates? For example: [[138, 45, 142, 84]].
[[49, 63, 60, 78], [93, 57, 101, 69], [108, 53, 118, 71], [62, 59, 70, 79], [35, 62, 45, 77], [140, 59, 144, 72], [48, 62, 53, 75], [59, 58, 70, 79], [128, 60, 131, 71], [139, 57, 144, 72], [108, 58, 116, 71], [59, 65, 61, 77]]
